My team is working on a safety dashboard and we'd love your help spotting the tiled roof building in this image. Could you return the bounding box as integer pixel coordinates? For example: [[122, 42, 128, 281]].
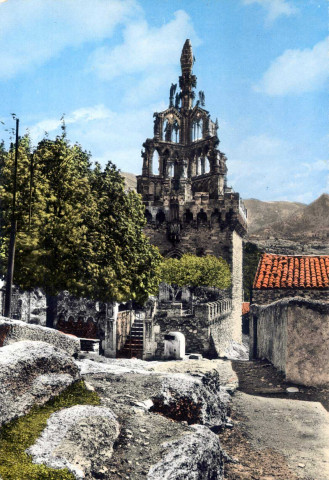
[[253, 253, 329, 304]]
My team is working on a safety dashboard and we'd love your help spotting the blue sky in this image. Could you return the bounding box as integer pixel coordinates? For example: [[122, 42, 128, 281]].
[[0, 0, 328, 203]]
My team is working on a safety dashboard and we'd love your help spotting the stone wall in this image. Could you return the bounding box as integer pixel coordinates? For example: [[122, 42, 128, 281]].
[[253, 288, 329, 305], [144, 298, 232, 359], [143, 222, 234, 263], [53, 291, 114, 341], [0, 283, 46, 325], [249, 303, 288, 372], [228, 231, 243, 345], [250, 297, 329, 386], [116, 310, 135, 352]]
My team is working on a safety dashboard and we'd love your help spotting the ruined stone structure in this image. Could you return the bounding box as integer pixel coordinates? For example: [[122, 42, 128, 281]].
[[0, 279, 46, 325], [137, 40, 247, 350], [144, 297, 233, 359], [250, 298, 329, 386]]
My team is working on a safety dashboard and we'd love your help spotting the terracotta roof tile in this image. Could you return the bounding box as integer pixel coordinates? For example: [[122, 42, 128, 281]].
[[242, 302, 250, 315], [253, 253, 329, 290]]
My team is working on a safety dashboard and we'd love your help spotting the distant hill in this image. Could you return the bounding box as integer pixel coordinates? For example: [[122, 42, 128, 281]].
[[247, 194, 329, 240], [243, 198, 305, 235], [121, 172, 137, 191]]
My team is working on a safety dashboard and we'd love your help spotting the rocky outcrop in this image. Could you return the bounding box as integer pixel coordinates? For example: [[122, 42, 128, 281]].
[[147, 425, 224, 480], [0, 317, 80, 357], [0, 340, 80, 426], [151, 371, 230, 427], [27, 405, 119, 480], [224, 339, 249, 361]]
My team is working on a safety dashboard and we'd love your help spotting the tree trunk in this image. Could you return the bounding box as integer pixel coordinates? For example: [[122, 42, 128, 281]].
[[46, 294, 57, 328]]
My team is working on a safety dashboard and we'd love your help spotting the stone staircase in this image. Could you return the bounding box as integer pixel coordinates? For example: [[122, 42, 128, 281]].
[[116, 317, 144, 359]]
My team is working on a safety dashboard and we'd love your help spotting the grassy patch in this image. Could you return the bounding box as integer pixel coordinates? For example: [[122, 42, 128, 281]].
[[0, 380, 100, 480]]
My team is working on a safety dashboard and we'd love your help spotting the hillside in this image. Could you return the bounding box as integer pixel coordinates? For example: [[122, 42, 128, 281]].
[[243, 199, 305, 235], [121, 171, 137, 191], [248, 194, 329, 240]]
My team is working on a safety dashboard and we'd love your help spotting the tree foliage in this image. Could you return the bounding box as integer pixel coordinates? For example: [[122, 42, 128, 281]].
[[159, 254, 231, 299], [0, 128, 161, 308]]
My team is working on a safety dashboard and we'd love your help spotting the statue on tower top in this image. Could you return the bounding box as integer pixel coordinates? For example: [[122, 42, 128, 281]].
[[180, 39, 194, 75]]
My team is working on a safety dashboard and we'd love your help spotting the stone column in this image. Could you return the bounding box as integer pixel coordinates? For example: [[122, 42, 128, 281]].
[[103, 303, 118, 358], [201, 157, 205, 175]]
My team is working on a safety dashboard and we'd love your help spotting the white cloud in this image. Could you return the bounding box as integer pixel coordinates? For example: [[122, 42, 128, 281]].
[[0, 0, 140, 79], [222, 132, 328, 203], [88, 10, 199, 81], [28, 104, 163, 173], [242, 0, 298, 23], [29, 105, 113, 141], [302, 159, 329, 173], [255, 37, 329, 95]]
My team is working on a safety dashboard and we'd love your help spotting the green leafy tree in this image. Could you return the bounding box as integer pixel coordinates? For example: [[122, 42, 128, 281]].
[[0, 128, 161, 324], [160, 254, 231, 300], [83, 161, 162, 304], [0, 135, 47, 280]]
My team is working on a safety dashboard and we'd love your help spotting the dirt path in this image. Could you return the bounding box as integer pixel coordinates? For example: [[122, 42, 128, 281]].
[[219, 360, 329, 480]]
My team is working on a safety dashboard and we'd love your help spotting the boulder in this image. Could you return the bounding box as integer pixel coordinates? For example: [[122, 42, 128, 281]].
[[224, 340, 249, 361], [151, 371, 230, 427], [0, 340, 80, 426], [147, 425, 224, 480], [27, 405, 120, 480], [0, 316, 80, 357]]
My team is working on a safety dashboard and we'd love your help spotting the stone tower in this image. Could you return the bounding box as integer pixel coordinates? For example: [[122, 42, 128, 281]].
[[137, 39, 247, 347]]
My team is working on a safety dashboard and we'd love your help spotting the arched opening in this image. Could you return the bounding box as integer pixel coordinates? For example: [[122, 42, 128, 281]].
[[197, 209, 208, 226], [145, 209, 152, 224], [184, 209, 193, 224], [156, 210, 166, 225], [168, 162, 174, 177], [163, 119, 171, 142], [170, 202, 179, 221], [211, 209, 220, 225], [171, 120, 179, 143], [152, 150, 159, 175], [166, 248, 184, 259], [192, 119, 203, 141], [205, 157, 210, 173], [86, 317, 98, 339], [155, 183, 162, 200], [56, 314, 66, 331]]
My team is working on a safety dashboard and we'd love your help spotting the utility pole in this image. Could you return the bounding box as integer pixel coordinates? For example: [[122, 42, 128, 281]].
[[4, 118, 19, 318], [28, 153, 34, 230]]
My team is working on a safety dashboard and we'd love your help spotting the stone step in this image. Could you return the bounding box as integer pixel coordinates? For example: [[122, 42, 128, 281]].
[[123, 339, 143, 346], [130, 330, 143, 336]]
